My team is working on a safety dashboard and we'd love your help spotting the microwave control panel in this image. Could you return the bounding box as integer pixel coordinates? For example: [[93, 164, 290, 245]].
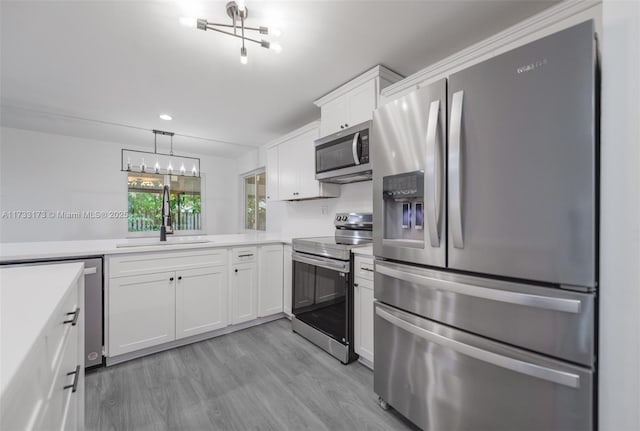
[[360, 131, 370, 164]]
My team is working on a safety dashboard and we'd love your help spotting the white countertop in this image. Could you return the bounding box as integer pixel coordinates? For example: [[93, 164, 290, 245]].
[[1, 263, 84, 395], [0, 233, 306, 263]]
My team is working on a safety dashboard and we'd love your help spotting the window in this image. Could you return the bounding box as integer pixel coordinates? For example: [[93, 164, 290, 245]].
[[127, 173, 202, 233], [243, 170, 266, 231]]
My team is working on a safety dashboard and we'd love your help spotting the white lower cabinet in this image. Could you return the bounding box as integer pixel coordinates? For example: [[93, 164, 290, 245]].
[[109, 271, 176, 356], [176, 266, 228, 339], [106, 245, 289, 360], [283, 244, 293, 317], [258, 244, 284, 317], [354, 255, 375, 367], [1, 264, 85, 431], [230, 262, 258, 324]]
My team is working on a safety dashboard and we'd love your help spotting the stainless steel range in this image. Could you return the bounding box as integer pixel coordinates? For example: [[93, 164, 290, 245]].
[[291, 212, 372, 364]]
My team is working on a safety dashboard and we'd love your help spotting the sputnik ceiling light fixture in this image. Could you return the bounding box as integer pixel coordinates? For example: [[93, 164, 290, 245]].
[[180, 1, 281, 64], [121, 130, 200, 177]]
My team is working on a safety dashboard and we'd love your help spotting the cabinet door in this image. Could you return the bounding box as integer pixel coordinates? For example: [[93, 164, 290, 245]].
[[230, 263, 258, 324], [320, 96, 348, 137], [347, 79, 377, 127], [354, 276, 374, 366], [109, 272, 175, 356], [266, 145, 279, 201], [258, 245, 284, 317], [294, 128, 323, 199], [283, 245, 293, 317], [277, 137, 299, 200], [176, 266, 228, 339]]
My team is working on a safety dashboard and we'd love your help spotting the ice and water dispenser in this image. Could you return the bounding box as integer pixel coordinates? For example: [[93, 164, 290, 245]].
[[382, 171, 425, 244]]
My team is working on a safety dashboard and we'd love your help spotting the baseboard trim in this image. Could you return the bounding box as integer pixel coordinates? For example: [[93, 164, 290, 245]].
[[105, 313, 285, 366], [358, 357, 374, 370]]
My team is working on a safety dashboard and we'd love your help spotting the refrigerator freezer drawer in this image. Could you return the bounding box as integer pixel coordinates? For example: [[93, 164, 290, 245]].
[[375, 260, 595, 366], [374, 302, 594, 431]]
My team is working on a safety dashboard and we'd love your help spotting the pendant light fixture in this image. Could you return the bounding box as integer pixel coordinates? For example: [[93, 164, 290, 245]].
[[121, 130, 200, 177], [181, 1, 282, 64]]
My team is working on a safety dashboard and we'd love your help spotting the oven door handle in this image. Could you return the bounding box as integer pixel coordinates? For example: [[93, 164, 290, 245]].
[[292, 252, 349, 273]]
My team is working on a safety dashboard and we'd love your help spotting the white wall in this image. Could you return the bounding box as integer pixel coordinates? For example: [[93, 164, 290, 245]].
[[599, 1, 640, 430], [0, 126, 238, 242], [267, 181, 373, 237]]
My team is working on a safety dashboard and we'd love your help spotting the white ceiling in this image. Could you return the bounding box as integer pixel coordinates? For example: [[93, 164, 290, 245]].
[[0, 0, 557, 158]]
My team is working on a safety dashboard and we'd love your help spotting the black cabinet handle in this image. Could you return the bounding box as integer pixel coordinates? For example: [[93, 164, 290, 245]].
[[354, 283, 359, 287], [169, 277, 174, 281], [64, 365, 81, 393], [345, 123, 349, 128], [235, 269, 238, 273], [238, 254, 254, 258], [63, 308, 80, 326], [340, 125, 344, 129], [178, 276, 182, 280], [362, 268, 374, 272]]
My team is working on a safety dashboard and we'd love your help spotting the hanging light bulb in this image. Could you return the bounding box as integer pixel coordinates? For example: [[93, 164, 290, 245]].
[[140, 158, 146, 172], [180, 163, 186, 175], [271, 28, 282, 37], [240, 46, 248, 64], [270, 42, 282, 53], [167, 162, 173, 174], [127, 157, 131, 171], [192, 164, 198, 176], [154, 158, 160, 173]]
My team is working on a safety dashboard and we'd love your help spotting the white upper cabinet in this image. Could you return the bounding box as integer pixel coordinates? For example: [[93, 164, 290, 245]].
[[314, 65, 403, 138], [266, 145, 279, 202], [266, 122, 340, 201]]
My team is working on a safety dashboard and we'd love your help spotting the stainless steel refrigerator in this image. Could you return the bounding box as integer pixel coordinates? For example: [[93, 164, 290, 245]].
[[372, 21, 597, 431]]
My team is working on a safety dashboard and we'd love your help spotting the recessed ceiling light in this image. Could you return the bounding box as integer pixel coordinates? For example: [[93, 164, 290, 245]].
[[159, 114, 172, 121]]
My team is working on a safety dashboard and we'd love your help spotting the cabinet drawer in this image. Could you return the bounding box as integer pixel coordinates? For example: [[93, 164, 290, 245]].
[[109, 249, 227, 278], [44, 284, 80, 373], [40, 327, 79, 431], [355, 256, 375, 281], [232, 246, 257, 264]]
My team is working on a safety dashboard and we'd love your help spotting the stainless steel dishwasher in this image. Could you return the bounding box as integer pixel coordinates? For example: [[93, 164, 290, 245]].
[[1, 257, 104, 368]]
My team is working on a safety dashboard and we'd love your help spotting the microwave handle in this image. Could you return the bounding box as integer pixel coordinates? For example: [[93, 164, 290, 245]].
[[352, 132, 361, 165]]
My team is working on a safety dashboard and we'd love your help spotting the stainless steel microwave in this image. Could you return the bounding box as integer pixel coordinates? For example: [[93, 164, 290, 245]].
[[315, 121, 372, 184]]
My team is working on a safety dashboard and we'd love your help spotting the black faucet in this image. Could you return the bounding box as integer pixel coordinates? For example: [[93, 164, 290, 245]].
[[160, 184, 173, 241]]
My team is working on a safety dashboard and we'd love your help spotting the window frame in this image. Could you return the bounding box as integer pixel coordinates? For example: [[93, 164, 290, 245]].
[[242, 168, 267, 232], [125, 172, 206, 238]]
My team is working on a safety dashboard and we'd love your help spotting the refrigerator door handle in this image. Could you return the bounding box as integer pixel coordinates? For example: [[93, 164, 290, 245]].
[[376, 263, 582, 314], [375, 305, 581, 388], [352, 132, 361, 165], [449, 90, 464, 248], [425, 99, 441, 247]]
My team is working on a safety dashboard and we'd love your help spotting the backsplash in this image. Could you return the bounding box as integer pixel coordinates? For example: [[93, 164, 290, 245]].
[[266, 181, 372, 237]]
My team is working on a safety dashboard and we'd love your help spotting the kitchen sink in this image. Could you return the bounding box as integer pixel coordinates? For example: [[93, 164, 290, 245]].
[[115, 236, 211, 248]]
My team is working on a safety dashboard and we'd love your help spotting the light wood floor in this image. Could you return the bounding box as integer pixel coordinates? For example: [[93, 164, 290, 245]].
[[85, 318, 416, 431]]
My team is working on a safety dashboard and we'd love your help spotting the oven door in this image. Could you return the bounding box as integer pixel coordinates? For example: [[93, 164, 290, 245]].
[[292, 251, 350, 343]]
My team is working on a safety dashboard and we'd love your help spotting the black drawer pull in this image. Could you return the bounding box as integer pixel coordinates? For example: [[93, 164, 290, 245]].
[[238, 254, 254, 258], [178, 276, 182, 280], [361, 268, 374, 272], [63, 308, 80, 326], [64, 365, 81, 393], [170, 277, 174, 281], [235, 269, 239, 273]]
